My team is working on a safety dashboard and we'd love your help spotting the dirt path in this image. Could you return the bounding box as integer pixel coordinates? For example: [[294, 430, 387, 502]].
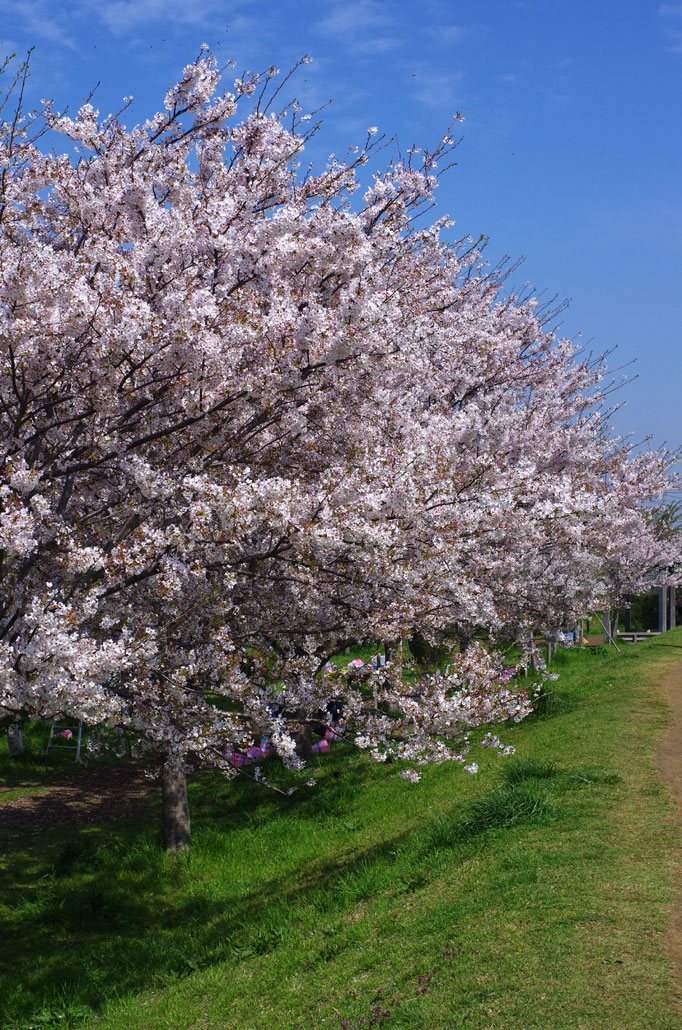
[[0, 762, 157, 836], [656, 660, 682, 1010]]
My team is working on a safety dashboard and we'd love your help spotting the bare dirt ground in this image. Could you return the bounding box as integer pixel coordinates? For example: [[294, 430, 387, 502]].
[[656, 660, 682, 1012], [0, 762, 157, 835]]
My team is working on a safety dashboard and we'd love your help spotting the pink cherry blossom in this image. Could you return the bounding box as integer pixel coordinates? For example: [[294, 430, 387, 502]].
[[0, 52, 677, 848]]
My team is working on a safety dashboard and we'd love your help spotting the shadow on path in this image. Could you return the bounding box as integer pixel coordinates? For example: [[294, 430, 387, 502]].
[[0, 763, 157, 834]]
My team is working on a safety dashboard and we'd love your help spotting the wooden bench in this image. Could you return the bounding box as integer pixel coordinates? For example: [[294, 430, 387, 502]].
[[615, 631, 662, 644]]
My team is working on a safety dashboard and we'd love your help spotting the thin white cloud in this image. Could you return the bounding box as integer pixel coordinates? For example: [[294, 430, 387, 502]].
[[540, 85, 571, 105], [0, 0, 77, 50], [353, 35, 401, 55], [315, 3, 477, 63], [1, 0, 258, 46], [427, 24, 470, 45], [665, 27, 682, 51], [315, 1, 402, 56], [316, 0, 393, 37], [658, 5, 682, 52], [93, 0, 222, 34], [408, 63, 465, 111]]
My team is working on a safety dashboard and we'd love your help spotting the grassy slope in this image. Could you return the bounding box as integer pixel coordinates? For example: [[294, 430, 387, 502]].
[[1, 633, 682, 1029]]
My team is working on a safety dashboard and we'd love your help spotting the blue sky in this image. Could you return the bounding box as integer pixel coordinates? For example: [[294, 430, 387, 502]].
[[1, 0, 681, 474]]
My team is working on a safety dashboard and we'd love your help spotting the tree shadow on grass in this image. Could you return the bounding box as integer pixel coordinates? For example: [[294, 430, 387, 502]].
[[0, 837, 412, 1025], [0, 743, 622, 1029], [0, 754, 411, 1027]]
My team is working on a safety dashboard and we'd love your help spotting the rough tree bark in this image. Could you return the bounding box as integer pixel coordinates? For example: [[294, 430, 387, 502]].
[[611, 609, 620, 639], [161, 752, 191, 852], [294, 722, 315, 764]]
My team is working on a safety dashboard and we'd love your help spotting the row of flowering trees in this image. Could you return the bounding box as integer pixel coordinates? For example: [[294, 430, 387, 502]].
[[0, 53, 678, 848]]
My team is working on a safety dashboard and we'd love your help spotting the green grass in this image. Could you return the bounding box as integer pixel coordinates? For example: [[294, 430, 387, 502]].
[[2, 633, 682, 1029], [0, 718, 82, 785]]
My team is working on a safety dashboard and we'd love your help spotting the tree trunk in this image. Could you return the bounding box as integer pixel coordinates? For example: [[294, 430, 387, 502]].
[[529, 631, 537, 670], [7, 719, 23, 757], [295, 723, 315, 764], [611, 609, 619, 639], [162, 752, 191, 852], [456, 629, 472, 653]]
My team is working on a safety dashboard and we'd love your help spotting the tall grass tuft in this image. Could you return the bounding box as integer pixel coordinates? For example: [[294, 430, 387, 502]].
[[423, 780, 556, 853], [501, 756, 561, 785], [459, 782, 555, 834]]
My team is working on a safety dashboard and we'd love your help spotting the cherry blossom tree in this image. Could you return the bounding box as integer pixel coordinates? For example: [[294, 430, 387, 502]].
[[0, 52, 676, 849], [424, 349, 681, 654]]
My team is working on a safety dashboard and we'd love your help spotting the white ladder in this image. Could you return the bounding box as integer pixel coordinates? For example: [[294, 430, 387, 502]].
[[46, 719, 85, 762]]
